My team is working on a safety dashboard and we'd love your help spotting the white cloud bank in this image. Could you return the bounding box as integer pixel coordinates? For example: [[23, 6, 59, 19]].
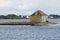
[[0, 0, 60, 10], [0, 0, 60, 15], [0, 0, 13, 8]]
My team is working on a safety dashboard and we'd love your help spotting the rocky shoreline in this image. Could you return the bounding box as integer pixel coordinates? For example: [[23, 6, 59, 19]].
[[34, 22, 57, 26], [0, 21, 57, 26]]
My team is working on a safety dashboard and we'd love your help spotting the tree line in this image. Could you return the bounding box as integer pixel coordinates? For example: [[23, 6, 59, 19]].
[[0, 14, 27, 19], [49, 14, 60, 18]]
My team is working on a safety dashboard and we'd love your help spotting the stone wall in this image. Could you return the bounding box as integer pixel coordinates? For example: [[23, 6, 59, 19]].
[[30, 16, 48, 22]]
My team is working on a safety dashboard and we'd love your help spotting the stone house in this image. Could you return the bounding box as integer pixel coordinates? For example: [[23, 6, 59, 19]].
[[30, 10, 48, 22]]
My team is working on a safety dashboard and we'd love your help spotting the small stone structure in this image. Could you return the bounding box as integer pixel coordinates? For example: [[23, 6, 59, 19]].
[[30, 10, 48, 22]]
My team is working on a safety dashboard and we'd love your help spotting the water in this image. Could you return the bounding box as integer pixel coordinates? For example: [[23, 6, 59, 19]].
[[0, 19, 59, 23], [48, 18, 60, 23], [0, 19, 30, 23], [0, 19, 60, 40]]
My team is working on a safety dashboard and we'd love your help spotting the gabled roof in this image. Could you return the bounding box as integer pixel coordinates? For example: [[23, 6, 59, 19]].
[[31, 10, 47, 16]]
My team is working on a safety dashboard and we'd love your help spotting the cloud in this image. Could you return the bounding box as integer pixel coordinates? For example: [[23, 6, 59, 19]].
[[17, 0, 41, 10], [17, 0, 60, 11], [0, 0, 60, 10], [0, 0, 60, 15], [0, 0, 13, 8], [38, 0, 60, 10]]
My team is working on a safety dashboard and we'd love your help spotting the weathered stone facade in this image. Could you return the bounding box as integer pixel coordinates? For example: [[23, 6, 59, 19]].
[[30, 10, 48, 22]]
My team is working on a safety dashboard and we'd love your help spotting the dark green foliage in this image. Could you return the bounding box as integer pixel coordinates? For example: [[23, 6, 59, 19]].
[[49, 14, 60, 18], [0, 14, 27, 19]]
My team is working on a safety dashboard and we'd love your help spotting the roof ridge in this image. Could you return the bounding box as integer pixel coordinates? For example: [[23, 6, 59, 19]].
[[31, 10, 47, 16]]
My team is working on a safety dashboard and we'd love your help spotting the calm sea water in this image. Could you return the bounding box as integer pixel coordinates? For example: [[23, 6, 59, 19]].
[[0, 19, 30, 23], [0, 19, 60, 40]]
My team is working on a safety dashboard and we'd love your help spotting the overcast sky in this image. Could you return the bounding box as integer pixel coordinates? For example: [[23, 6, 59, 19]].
[[0, 0, 60, 15]]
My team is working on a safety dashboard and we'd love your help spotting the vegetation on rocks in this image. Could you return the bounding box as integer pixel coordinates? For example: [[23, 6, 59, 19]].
[[0, 21, 56, 26]]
